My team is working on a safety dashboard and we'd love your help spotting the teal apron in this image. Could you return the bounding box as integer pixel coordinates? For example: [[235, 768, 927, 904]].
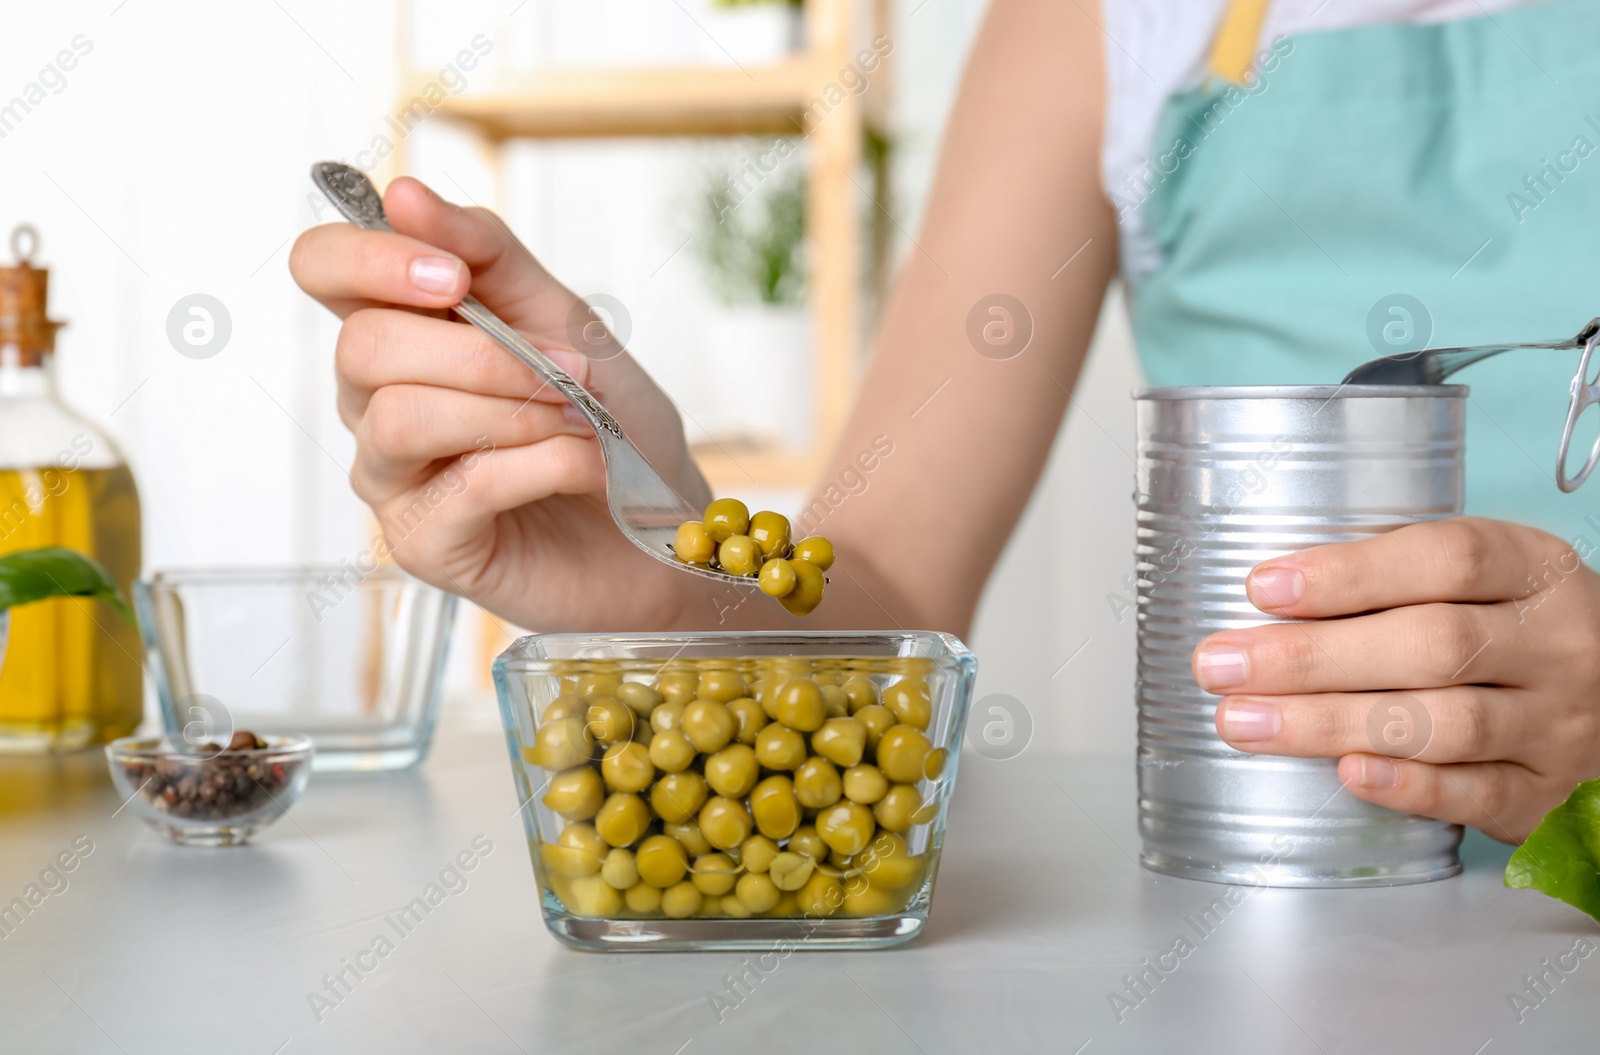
[[1134, 0, 1600, 551]]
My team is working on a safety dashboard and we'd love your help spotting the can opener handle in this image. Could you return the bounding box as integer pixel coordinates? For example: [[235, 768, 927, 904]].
[[1557, 320, 1600, 492]]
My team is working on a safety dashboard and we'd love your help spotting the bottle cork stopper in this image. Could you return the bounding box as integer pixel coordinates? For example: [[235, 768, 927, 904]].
[[0, 225, 64, 367]]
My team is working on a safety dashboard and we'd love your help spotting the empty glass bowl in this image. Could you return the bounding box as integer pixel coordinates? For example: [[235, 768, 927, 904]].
[[105, 735, 313, 845], [493, 631, 977, 951], [136, 567, 456, 772]]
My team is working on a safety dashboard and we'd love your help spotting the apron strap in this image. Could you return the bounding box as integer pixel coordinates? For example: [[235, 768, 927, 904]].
[[1208, 0, 1273, 83]]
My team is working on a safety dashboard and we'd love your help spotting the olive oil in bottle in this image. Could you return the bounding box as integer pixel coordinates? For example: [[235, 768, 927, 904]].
[[0, 227, 143, 750]]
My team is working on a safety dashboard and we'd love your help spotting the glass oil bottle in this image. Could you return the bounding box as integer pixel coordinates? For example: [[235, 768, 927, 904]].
[[0, 226, 142, 750]]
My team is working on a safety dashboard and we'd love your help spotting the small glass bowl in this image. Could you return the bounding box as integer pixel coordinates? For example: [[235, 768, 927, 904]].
[[493, 631, 977, 952], [136, 567, 457, 772], [105, 735, 313, 846]]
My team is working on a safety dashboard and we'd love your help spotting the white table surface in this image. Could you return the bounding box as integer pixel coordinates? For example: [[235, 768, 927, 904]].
[[3, 714, 1596, 1055]]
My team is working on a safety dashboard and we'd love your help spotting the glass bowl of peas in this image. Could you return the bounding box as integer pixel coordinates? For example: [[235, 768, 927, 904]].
[[493, 631, 977, 951]]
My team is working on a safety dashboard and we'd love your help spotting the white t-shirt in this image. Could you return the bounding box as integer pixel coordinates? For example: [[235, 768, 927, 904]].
[[1100, 0, 1544, 285]]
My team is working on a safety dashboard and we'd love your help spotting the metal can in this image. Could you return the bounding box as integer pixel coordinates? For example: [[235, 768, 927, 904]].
[[1134, 385, 1466, 887]]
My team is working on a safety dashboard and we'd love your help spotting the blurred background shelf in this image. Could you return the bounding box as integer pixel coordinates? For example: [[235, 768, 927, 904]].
[[420, 62, 856, 140]]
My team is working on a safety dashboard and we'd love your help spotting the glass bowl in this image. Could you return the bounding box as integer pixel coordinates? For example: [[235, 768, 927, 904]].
[[105, 735, 313, 845], [136, 567, 456, 772], [492, 631, 977, 951]]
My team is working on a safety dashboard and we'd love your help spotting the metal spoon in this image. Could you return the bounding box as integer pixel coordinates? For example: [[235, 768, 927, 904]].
[[1343, 317, 1600, 492], [1341, 319, 1599, 386], [310, 162, 755, 587]]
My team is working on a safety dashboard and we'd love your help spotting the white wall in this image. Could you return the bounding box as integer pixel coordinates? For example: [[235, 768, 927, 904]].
[[1, 0, 1140, 753]]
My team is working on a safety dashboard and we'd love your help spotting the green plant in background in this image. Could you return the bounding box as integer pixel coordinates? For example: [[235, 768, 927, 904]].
[[693, 147, 807, 308], [0, 547, 131, 620], [1506, 778, 1600, 923]]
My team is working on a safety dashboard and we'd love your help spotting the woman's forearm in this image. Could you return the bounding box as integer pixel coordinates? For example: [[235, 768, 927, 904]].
[[780, 0, 1120, 636]]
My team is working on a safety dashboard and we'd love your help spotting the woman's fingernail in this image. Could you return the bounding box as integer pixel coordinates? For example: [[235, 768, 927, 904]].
[[409, 256, 463, 294], [1358, 756, 1400, 789], [1250, 566, 1305, 609], [1219, 699, 1281, 742], [546, 348, 590, 382], [1195, 645, 1248, 691]]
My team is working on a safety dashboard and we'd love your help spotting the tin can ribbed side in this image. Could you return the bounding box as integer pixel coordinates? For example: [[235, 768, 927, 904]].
[[1134, 387, 1466, 887]]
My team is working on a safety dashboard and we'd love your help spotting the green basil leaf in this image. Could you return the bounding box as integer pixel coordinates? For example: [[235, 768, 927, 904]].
[[1504, 778, 1600, 924], [0, 547, 133, 622]]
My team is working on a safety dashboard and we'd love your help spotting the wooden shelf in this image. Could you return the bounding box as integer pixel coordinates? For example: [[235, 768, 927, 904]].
[[419, 62, 835, 140]]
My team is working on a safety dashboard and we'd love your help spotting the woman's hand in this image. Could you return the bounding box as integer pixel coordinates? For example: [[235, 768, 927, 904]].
[[290, 176, 711, 630], [1196, 516, 1600, 842]]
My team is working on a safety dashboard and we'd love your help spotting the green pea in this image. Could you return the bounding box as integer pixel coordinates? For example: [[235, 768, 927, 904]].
[[636, 834, 689, 888], [542, 694, 587, 723], [787, 825, 827, 860], [543, 766, 605, 820], [874, 784, 922, 833], [842, 763, 889, 805], [855, 705, 895, 750], [759, 558, 798, 598], [664, 821, 712, 858], [698, 796, 753, 850], [754, 723, 807, 771], [728, 697, 768, 744], [816, 801, 876, 857], [593, 792, 650, 847], [647, 728, 696, 773], [703, 498, 750, 542], [615, 681, 662, 716], [601, 848, 639, 889], [600, 741, 654, 793], [779, 559, 825, 617], [697, 669, 748, 703], [654, 670, 699, 705], [748, 774, 802, 839], [841, 676, 878, 713], [585, 695, 635, 745], [773, 678, 825, 732], [523, 718, 594, 770], [624, 881, 663, 913], [877, 724, 933, 784], [793, 756, 842, 809], [768, 851, 815, 892], [690, 853, 739, 896], [882, 678, 933, 730], [682, 699, 736, 753], [748, 510, 792, 559], [650, 770, 709, 823], [736, 872, 781, 912], [718, 534, 761, 576], [792, 536, 834, 571], [739, 835, 781, 874], [812, 717, 866, 768], [662, 881, 703, 918], [704, 743, 760, 798], [674, 521, 716, 563]]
